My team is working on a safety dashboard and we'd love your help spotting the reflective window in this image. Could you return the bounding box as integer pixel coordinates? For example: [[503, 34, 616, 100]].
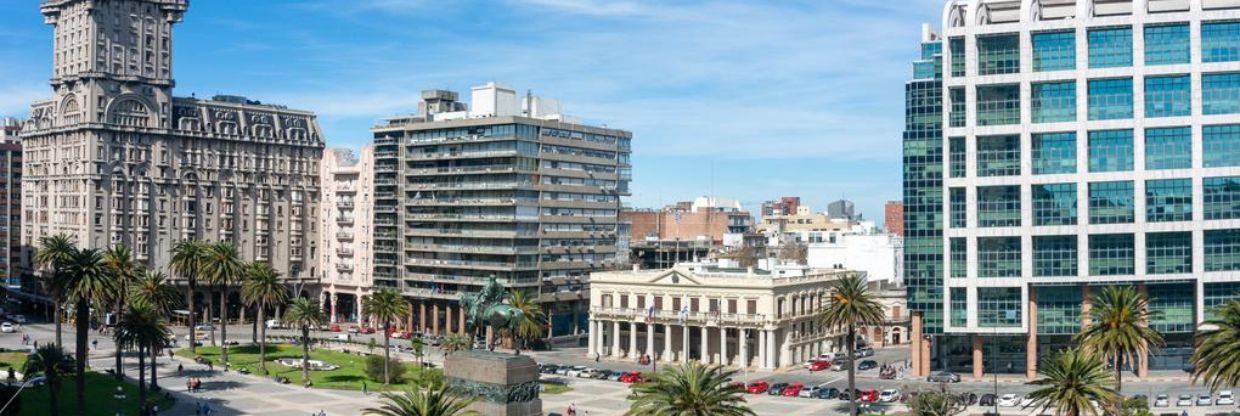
[[950, 287, 967, 327], [978, 186, 1021, 227], [1088, 181, 1134, 224], [950, 238, 967, 278], [1203, 73, 1240, 115], [1088, 27, 1133, 68], [977, 135, 1021, 176], [1144, 127, 1192, 170], [1033, 183, 1077, 226], [1088, 78, 1133, 120], [978, 287, 1022, 327], [1147, 232, 1192, 275], [1205, 229, 1240, 272], [1032, 30, 1076, 72], [1202, 21, 1240, 63], [949, 36, 966, 77], [1144, 23, 1190, 65], [1204, 176, 1240, 220], [977, 84, 1021, 126], [1146, 178, 1193, 223], [1036, 286, 1082, 335], [1205, 282, 1240, 320], [1034, 236, 1078, 277], [1204, 124, 1240, 168], [978, 237, 1022, 278], [949, 136, 966, 178], [977, 33, 1020, 75], [1088, 129, 1134, 172], [1144, 75, 1191, 118], [1089, 234, 1135, 276], [1148, 283, 1195, 333], [1032, 81, 1077, 123], [1033, 132, 1077, 174], [949, 88, 966, 128], [950, 187, 967, 228]]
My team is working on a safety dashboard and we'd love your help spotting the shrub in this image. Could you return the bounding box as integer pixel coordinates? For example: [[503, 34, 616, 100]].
[[364, 355, 406, 383]]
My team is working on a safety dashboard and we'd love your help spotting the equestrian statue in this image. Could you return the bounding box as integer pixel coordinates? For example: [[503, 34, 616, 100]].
[[461, 277, 526, 355]]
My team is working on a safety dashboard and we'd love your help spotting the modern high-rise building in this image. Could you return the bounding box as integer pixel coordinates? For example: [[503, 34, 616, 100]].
[[371, 83, 632, 345], [0, 119, 22, 289], [20, 0, 325, 294], [319, 146, 376, 325], [827, 199, 856, 220], [908, 0, 1240, 380]]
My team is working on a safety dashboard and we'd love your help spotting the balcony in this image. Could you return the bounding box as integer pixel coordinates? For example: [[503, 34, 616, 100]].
[[405, 182, 532, 191], [375, 151, 399, 158], [336, 184, 357, 193], [375, 205, 397, 213], [335, 231, 354, 240], [336, 217, 354, 225], [376, 165, 398, 172], [408, 165, 516, 176], [336, 247, 354, 257], [375, 257, 398, 266], [589, 307, 769, 327], [337, 201, 354, 209], [406, 198, 538, 207], [375, 178, 398, 186], [336, 264, 354, 272], [375, 192, 396, 199]]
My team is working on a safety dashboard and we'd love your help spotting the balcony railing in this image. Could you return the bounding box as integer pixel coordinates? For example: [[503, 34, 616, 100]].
[[336, 264, 354, 272], [336, 231, 354, 240], [336, 217, 354, 225], [589, 307, 768, 326], [336, 247, 354, 256]]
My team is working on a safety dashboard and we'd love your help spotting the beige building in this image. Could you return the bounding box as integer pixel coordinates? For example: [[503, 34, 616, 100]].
[[587, 261, 851, 369], [319, 146, 375, 325]]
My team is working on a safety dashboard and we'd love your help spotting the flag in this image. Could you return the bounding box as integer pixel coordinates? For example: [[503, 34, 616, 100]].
[[645, 305, 655, 324], [678, 305, 689, 323]]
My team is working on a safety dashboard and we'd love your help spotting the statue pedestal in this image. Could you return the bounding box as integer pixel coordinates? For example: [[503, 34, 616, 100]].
[[444, 350, 542, 416]]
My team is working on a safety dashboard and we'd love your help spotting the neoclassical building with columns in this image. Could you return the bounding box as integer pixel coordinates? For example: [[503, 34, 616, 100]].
[[587, 261, 851, 369]]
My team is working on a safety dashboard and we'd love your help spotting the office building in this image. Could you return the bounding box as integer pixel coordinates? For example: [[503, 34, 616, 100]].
[[371, 83, 631, 345], [0, 120, 21, 289], [908, 0, 1240, 379], [319, 146, 376, 325], [827, 199, 856, 220]]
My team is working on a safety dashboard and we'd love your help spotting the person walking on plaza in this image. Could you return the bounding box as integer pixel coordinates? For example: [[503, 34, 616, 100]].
[[361, 380, 368, 395]]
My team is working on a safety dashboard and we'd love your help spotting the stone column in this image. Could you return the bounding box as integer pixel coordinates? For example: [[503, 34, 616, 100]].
[[663, 324, 674, 362], [1027, 287, 1039, 380], [432, 303, 440, 336], [646, 324, 655, 360], [587, 320, 597, 358], [766, 330, 777, 368], [973, 335, 984, 380], [682, 325, 690, 363], [329, 292, 338, 323], [445, 304, 455, 336], [739, 328, 749, 368], [758, 330, 768, 369], [700, 326, 710, 364], [419, 302, 427, 333], [720, 327, 729, 366], [612, 321, 622, 358], [910, 311, 923, 377], [780, 330, 792, 368], [459, 306, 467, 335], [486, 326, 494, 349], [629, 322, 639, 359]]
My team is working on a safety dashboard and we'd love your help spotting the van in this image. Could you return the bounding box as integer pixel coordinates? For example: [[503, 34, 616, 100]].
[[266, 319, 283, 329], [332, 334, 350, 341]]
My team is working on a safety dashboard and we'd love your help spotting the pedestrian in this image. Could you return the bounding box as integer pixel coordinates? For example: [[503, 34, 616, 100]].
[[568, 402, 577, 416], [177, 363, 184, 375], [207, 361, 213, 372], [361, 380, 367, 395], [91, 339, 97, 351], [195, 401, 202, 416], [187, 379, 193, 392], [594, 353, 599, 363]]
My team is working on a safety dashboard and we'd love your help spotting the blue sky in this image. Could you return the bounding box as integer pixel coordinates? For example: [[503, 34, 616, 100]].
[[0, 0, 944, 222]]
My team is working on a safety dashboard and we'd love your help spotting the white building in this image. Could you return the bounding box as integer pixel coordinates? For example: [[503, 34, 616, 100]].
[[319, 146, 375, 325], [808, 233, 904, 285]]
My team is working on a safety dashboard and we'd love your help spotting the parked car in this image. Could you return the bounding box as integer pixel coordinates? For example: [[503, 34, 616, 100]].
[[831, 360, 849, 371], [606, 371, 623, 382], [578, 368, 604, 379], [878, 389, 901, 403], [328, 324, 341, 332], [799, 385, 822, 398], [809, 360, 831, 372], [858, 360, 878, 371], [1153, 394, 1169, 407], [927, 371, 961, 383], [553, 366, 571, 376], [818, 352, 839, 362], [767, 382, 789, 396], [539, 364, 559, 374], [998, 394, 1020, 407], [816, 386, 840, 400], [0, 323, 13, 333], [782, 383, 805, 397], [619, 371, 643, 383], [1020, 396, 1035, 408], [9, 315, 25, 324], [855, 347, 875, 357], [1177, 394, 1194, 406], [564, 366, 587, 378], [979, 394, 997, 407], [746, 381, 770, 394], [858, 389, 879, 403], [803, 359, 819, 369], [1218, 390, 1235, 406], [838, 389, 862, 401], [1197, 394, 1213, 406]]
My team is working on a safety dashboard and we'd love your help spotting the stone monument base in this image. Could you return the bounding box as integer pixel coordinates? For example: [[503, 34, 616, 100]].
[[444, 350, 543, 416]]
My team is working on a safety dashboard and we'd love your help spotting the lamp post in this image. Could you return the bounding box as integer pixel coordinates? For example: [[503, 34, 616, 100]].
[[113, 385, 126, 416]]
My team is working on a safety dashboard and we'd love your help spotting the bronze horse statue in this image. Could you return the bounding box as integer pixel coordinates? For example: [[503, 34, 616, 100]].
[[461, 277, 527, 354]]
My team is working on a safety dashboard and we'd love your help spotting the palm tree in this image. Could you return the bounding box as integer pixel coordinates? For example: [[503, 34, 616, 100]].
[[1075, 286, 1164, 398], [506, 290, 546, 354], [364, 289, 409, 385], [34, 234, 77, 348], [283, 297, 326, 386], [203, 241, 244, 366], [102, 244, 139, 379], [23, 345, 72, 416], [65, 247, 111, 416], [1026, 348, 1119, 416], [626, 360, 754, 416], [362, 383, 479, 416], [1191, 300, 1240, 391], [114, 303, 168, 416], [169, 240, 207, 353], [441, 334, 470, 355], [411, 337, 425, 366], [241, 262, 288, 374], [817, 273, 885, 416], [129, 271, 181, 390]]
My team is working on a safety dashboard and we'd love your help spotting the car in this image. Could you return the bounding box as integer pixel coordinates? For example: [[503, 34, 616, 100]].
[[818, 352, 840, 361], [856, 347, 875, 357], [1197, 394, 1213, 406], [809, 360, 831, 372], [816, 386, 840, 400], [619, 371, 643, 383], [927, 371, 961, 383], [563, 366, 587, 378], [1020, 396, 1035, 408], [803, 359, 818, 369], [429, 338, 442, 347], [767, 383, 789, 396], [746, 381, 769, 394], [998, 394, 1020, 407], [831, 360, 849, 371], [878, 389, 901, 403], [578, 368, 604, 379], [359, 326, 376, 334], [554, 366, 571, 376], [799, 385, 822, 398], [858, 389, 879, 403], [591, 369, 611, 380], [1218, 390, 1235, 406], [265, 319, 283, 329], [0, 323, 13, 333], [782, 383, 805, 397], [1176, 394, 1194, 407], [10, 315, 26, 324], [605, 371, 623, 381], [979, 394, 997, 407], [328, 324, 341, 332], [539, 364, 559, 374], [858, 360, 878, 371], [1153, 394, 1169, 407]]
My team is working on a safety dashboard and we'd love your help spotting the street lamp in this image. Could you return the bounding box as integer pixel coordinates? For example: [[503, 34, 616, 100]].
[[113, 386, 126, 416]]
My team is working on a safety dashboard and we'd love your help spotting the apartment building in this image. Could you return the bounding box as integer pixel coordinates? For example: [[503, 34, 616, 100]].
[[319, 147, 375, 325], [0, 120, 20, 289]]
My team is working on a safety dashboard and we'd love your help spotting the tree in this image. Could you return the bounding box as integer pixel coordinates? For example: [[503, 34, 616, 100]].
[[203, 241, 244, 366], [114, 303, 168, 415], [364, 289, 409, 385], [241, 262, 288, 374], [102, 244, 139, 380], [907, 387, 967, 416], [626, 360, 754, 416], [818, 273, 885, 416], [283, 297, 326, 386], [362, 383, 478, 416], [1026, 348, 1119, 416], [1075, 286, 1164, 401], [169, 240, 208, 353], [441, 334, 470, 356], [411, 337, 425, 365], [22, 345, 72, 416], [365, 355, 407, 384], [1191, 300, 1240, 391], [129, 271, 181, 390], [34, 234, 77, 348], [506, 290, 546, 353], [65, 247, 111, 416]]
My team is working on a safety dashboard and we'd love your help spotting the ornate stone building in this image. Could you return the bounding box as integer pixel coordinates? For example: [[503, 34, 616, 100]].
[[21, 0, 325, 291]]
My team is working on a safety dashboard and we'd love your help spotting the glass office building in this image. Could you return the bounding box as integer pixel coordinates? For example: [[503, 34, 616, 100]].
[[908, 0, 1240, 379]]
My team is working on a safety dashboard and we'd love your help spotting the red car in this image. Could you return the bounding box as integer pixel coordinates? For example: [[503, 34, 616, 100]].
[[809, 360, 831, 372], [859, 389, 879, 402], [359, 326, 376, 334], [328, 324, 341, 332], [746, 381, 769, 394], [781, 383, 805, 397], [619, 371, 643, 383]]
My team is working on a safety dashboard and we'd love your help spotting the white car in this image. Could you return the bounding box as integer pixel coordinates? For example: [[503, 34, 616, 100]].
[[0, 323, 14, 333], [1154, 394, 1169, 407], [1218, 390, 1235, 406], [1197, 394, 1213, 406], [878, 389, 901, 403], [803, 359, 818, 369], [799, 386, 821, 398], [1177, 394, 1194, 406], [997, 394, 1020, 407], [1020, 396, 1035, 408], [564, 366, 587, 378]]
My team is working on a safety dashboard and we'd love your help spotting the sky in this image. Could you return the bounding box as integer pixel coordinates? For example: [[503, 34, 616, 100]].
[[0, 0, 945, 223]]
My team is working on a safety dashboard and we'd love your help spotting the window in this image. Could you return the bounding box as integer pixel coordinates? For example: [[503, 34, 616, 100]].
[[1205, 176, 1240, 220], [1205, 229, 1240, 272], [1146, 178, 1193, 222], [949, 88, 966, 128], [1033, 183, 1077, 226], [1088, 129, 1134, 172], [1088, 181, 1135, 224], [1144, 75, 1191, 118], [949, 137, 966, 178], [1088, 27, 1132, 68], [1203, 73, 1240, 115], [977, 135, 1021, 176], [1147, 283, 1195, 333], [1089, 234, 1135, 276], [950, 187, 967, 228], [950, 237, 967, 278], [977, 33, 1020, 75], [1144, 23, 1191, 65], [1147, 232, 1192, 275], [1032, 81, 1077, 123], [1202, 21, 1240, 63], [1037, 286, 1082, 335], [949, 36, 966, 77], [1205, 124, 1240, 168], [978, 185, 1021, 227], [976, 85, 1021, 126], [1034, 236, 1078, 277], [1088, 78, 1134, 120], [978, 287, 1022, 327], [978, 237, 1021, 277], [1033, 132, 1077, 174], [950, 288, 967, 327], [1145, 127, 1192, 170], [1032, 30, 1076, 72], [1205, 282, 1240, 320]]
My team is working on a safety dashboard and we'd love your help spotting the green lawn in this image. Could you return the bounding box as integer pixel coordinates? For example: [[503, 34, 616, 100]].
[[0, 352, 27, 373], [540, 381, 572, 395], [19, 372, 175, 416], [177, 344, 442, 392]]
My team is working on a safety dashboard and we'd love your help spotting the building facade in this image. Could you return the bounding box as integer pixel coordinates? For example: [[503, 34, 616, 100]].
[[827, 199, 857, 220], [587, 260, 849, 369], [885, 200, 906, 235], [909, 0, 1240, 379], [21, 0, 325, 296], [371, 84, 631, 345], [319, 146, 375, 325], [807, 233, 904, 285], [0, 120, 21, 289], [761, 196, 802, 218]]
